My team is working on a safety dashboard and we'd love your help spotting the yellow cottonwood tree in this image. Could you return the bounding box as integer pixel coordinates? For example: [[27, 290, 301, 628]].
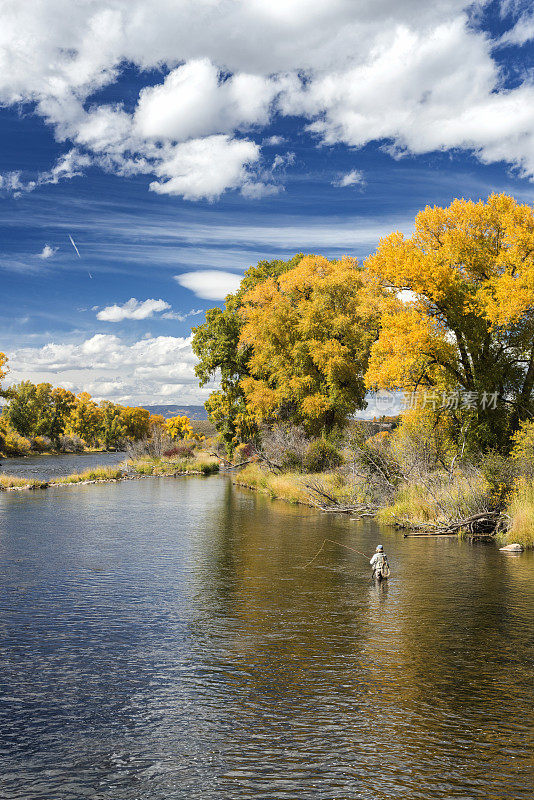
[[239, 255, 378, 433], [365, 194, 534, 450], [68, 392, 103, 446], [0, 352, 7, 391], [166, 415, 195, 441]]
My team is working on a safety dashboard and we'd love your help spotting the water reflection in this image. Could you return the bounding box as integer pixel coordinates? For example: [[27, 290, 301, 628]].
[[0, 476, 532, 799]]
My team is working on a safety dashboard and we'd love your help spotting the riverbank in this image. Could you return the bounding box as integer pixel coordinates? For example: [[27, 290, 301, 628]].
[[0, 455, 220, 492], [232, 464, 534, 548]]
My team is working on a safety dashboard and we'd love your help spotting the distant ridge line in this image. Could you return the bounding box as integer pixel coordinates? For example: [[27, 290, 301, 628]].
[[141, 404, 208, 420]]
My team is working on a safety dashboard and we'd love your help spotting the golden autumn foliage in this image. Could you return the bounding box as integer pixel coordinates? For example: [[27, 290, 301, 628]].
[[0, 351, 7, 386], [67, 392, 103, 445], [239, 255, 378, 433], [192, 255, 304, 451], [365, 194, 534, 449], [0, 378, 155, 454], [165, 414, 204, 442]]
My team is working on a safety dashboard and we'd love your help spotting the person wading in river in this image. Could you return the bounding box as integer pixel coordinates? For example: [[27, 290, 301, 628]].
[[370, 545, 390, 580]]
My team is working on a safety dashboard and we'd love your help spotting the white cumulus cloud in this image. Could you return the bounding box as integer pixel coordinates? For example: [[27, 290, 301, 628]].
[[1, 0, 534, 196], [96, 298, 171, 321], [149, 135, 262, 200], [5, 333, 211, 405], [38, 244, 58, 259], [175, 270, 243, 300]]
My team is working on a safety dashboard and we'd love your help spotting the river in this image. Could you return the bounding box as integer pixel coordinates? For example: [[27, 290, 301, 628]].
[[0, 451, 127, 481], [0, 475, 532, 799]]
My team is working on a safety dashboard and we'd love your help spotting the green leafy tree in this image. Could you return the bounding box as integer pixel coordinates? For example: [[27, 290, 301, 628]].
[[36, 386, 76, 447], [4, 381, 39, 437], [192, 255, 303, 452], [99, 402, 127, 450]]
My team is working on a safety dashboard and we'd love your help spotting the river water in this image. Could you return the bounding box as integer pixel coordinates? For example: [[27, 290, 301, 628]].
[[0, 451, 127, 481], [0, 476, 532, 799]]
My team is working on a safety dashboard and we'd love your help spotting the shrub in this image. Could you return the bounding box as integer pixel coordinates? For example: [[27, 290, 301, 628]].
[[2, 430, 31, 456], [510, 420, 534, 477], [200, 461, 219, 475], [234, 442, 253, 462], [126, 430, 177, 459], [390, 405, 457, 475], [303, 439, 343, 473], [281, 449, 304, 472], [343, 427, 402, 497], [58, 434, 85, 453], [377, 469, 492, 528], [504, 478, 534, 548], [477, 451, 517, 510], [260, 424, 310, 471], [30, 435, 52, 453], [163, 444, 194, 458]]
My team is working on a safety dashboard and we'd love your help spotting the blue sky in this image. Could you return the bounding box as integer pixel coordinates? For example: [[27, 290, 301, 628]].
[[0, 0, 533, 405]]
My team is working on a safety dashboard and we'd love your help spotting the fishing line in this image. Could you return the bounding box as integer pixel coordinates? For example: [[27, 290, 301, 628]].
[[297, 538, 370, 570]]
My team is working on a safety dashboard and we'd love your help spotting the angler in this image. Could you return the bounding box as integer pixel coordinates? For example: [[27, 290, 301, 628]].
[[370, 544, 390, 580]]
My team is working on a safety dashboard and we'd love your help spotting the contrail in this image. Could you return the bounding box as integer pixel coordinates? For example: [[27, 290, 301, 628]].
[[69, 234, 92, 278], [68, 235, 81, 258]]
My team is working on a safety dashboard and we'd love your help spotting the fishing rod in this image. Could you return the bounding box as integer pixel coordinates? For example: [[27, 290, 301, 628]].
[[298, 538, 370, 570]]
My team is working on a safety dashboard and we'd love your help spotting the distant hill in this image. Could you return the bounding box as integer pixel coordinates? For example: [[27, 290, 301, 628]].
[[141, 404, 208, 420]]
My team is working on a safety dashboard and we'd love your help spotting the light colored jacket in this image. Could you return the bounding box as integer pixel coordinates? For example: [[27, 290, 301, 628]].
[[370, 553, 387, 574]]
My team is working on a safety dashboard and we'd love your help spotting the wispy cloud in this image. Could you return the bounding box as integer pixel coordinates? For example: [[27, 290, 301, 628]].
[[333, 170, 366, 188], [0, 150, 91, 196]]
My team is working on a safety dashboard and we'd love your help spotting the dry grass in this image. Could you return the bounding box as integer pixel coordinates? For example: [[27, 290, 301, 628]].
[[503, 479, 534, 548], [377, 482, 439, 526], [233, 464, 355, 506], [0, 474, 47, 490], [377, 470, 492, 529], [128, 454, 219, 476], [54, 466, 126, 484], [233, 464, 311, 504]]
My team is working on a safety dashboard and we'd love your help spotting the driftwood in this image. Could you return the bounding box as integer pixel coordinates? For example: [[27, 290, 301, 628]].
[[302, 479, 378, 515], [219, 459, 255, 471], [209, 450, 281, 472], [401, 510, 509, 538]]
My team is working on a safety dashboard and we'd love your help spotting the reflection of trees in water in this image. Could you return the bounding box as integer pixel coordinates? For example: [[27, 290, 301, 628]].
[[188, 486, 533, 797], [359, 537, 534, 793], [191, 484, 374, 706]]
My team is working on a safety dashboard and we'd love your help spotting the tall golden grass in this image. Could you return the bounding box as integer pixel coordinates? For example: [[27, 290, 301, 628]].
[[504, 479, 534, 548]]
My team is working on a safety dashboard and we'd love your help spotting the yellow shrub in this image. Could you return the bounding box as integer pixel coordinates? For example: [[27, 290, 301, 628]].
[[3, 430, 31, 456], [504, 478, 534, 548]]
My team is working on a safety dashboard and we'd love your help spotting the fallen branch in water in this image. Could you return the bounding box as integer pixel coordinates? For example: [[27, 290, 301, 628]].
[[399, 510, 510, 537], [219, 459, 255, 471], [301, 479, 379, 515]]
